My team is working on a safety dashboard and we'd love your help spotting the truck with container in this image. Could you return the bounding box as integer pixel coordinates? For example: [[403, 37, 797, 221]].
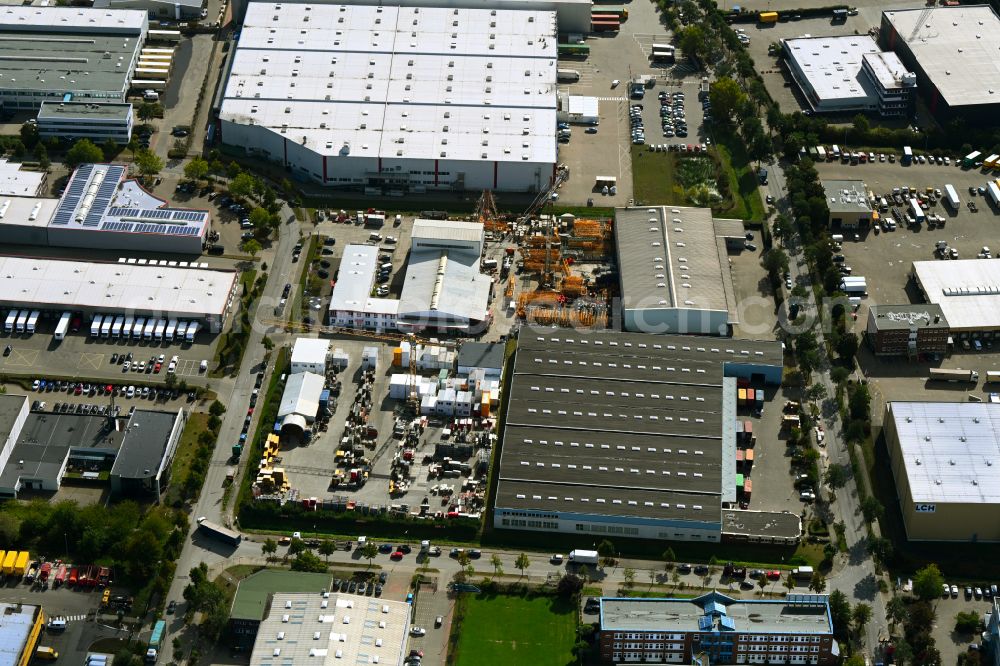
[[557, 69, 581, 82], [53, 312, 71, 341], [929, 368, 979, 383], [196, 519, 242, 546], [963, 150, 982, 168], [985, 154, 1000, 169], [4, 311, 16, 333], [112, 316, 124, 338], [153, 319, 166, 341], [100, 316, 112, 338], [902, 146, 913, 165], [15, 310, 27, 334], [568, 549, 600, 565], [14, 552, 30, 578], [146, 620, 166, 663], [840, 277, 867, 294], [651, 44, 675, 62], [988, 181, 1000, 207], [944, 184, 960, 210], [792, 565, 814, 580], [92, 315, 105, 338], [25, 311, 39, 334], [185, 321, 199, 342]]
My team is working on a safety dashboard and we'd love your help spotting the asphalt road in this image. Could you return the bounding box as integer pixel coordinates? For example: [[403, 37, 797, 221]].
[[762, 157, 890, 655]]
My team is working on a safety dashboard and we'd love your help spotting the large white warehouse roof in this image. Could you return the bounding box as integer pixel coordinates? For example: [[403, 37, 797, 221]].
[[912, 259, 1000, 331], [220, 2, 557, 166]]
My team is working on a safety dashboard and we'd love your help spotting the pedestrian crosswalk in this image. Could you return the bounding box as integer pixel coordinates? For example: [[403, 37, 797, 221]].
[[597, 96, 626, 102], [53, 614, 87, 622]]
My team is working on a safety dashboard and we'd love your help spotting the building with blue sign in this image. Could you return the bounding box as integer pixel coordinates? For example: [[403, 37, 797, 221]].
[[598, 592, 838, 665]]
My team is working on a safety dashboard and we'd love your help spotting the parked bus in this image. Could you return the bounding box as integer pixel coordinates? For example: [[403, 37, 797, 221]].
[[90, 315, 103, 337], [4, 311, 16, 333], [54, 312, 71, 341], [25, 311, 39, 334], [15, 311, 28, 334]]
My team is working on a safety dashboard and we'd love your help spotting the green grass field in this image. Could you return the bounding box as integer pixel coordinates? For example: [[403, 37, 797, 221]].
[[450, 593, 577, 666]]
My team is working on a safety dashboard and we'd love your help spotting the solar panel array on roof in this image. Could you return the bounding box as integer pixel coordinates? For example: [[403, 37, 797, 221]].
[[51, 164, 94, 226], [173, 211, 204, 222], [142, 209, 172, 220], [83, 166, 124, 227], [102, 221, 135, 233]]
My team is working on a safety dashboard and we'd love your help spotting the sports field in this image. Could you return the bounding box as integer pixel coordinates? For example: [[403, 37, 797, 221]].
[[450, 593, 578, 666]]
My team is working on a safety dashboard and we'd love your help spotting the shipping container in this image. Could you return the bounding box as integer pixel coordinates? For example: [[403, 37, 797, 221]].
[[985, 154, 1000, 169], [591, 5, 627, 18], [929, 368, 978, 382], [987, 371, 1000, 383], [759, 10, 778, 22], [591, 19, 620, 31], [197, 520, 241, 545], [738, 388, 747, 404], [54, 312, 71, 340], [755, 389, 764, 404], [557, 43, 590, 57], [988, 181, 1000, 207]]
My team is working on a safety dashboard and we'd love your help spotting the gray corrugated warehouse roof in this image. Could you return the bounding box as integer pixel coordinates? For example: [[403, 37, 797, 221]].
[[0, 395, 27, 442], [456, 341, 505, 372]]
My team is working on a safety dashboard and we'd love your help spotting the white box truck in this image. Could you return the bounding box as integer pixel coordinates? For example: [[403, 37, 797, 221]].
[[25, 311, 39, 334], [143, 319, 156, 340], [165, 319, 177, 341], [123, 316, 134, 337], [16, 310, 28, 334], [90, 315, 103, 337], [988, 181, 1000, 207], [133, 317, 146, 339], [112, 316, 125, 338], [153, 319, 166, 341], [185, 321, 199, 342], [175, 321, 187, 341], [944, 184, 960, 210], [4, 311, 17, 333], [568, 549, 600, 565], [54, 312, 71, 341], [100, 317, 113, 338]]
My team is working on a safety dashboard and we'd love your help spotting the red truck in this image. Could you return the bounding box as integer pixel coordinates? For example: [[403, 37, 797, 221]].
[[97, 567, 111, 587], [68, 567, 78, 587], [53, 564, 66, 588], [39, 562, 52, 583]]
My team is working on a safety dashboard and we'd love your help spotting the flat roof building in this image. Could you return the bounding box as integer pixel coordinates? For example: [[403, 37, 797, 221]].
[[784, 35, 915, 117], [881, 5, 1000, 123], [614, 206, 745, 336], [911, 259, 1000, 336], [0, 159, 45, 197], [866, 304, 949, 357], [246, 591, 410, 666], [885, 402, 1000, 541], [456, 341, 505, 377], [0, 602, 45, 666], [291, 338, 332, 375], [0, 403, 184, 500], [0, 256, 237, 332], [219, 2, 558, 194], [36, 102, 134, 145], [822, 179, 874, 229], [94, 0, 204, 20], [598, 592, 838, 665], [0, 7, 148, 112], [493, 331, 786, 543], [229, 569, 333, 649]]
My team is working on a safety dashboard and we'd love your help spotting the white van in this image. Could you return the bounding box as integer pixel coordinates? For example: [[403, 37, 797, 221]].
[[142, 90, 159, 101]]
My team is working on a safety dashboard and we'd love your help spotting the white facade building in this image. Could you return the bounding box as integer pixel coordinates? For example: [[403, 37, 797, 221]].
[[219, 2, 557, 194], [290, 338, 331, 375], [36, 102, 134, 144]]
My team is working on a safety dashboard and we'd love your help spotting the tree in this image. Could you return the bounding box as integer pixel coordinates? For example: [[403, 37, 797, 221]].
[[102, 138, 118, 161], [677, 25, 706, 62], [809, 571, 826, 594], [756, 575, 768, 596], [126, 137, 139, 159], [783, 573, 795, 595], [262, 538, 278, 559], [824, 463, 849, 490], [36, 144, 49, 170], [843, 656, 866, 666], [184, 157, 210, 182], [671, 571, 681, 589], [886, 595, 906, 629], [861, 496, 884, 522], [596, 539, 615, 567], [514, 552, 530, 577], [556, 574, 584, 599], [359, 541, 379, 568], [709, 77, 747, 124], [762, 248, 790, 277], [661, 547, 676, 570], [623, 567, 636, 588], [913, 563, 945, 602], [209, 400, 227, 416], [288, 537, 306, 555], [262, 336, 275, 351], [490, 554, 503, 576], [229, 172, 257, 200], [20, 121, 39, 148], [65, 139, 103, 168], [805, 384, 827, 402], [852, 603, 872, 634], [134, 149, 163, 177], [457, 550, 472, 568], [828, 590, 851, 640], [837, 332, 860, 360], [867, 535, 893, 567], [241, 238, 262, 257], [648, 568, 657, 588], [250, 206, 273, 230], [955, 610, 982, 634], [291, 550, 327, 573], [137, 103, 159, 122]]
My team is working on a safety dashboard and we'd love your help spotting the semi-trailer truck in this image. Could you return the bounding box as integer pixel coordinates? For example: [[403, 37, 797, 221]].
[[557, 69, 581, 82], [53, 312, 71, 341], [929, 368, 979, 383], [944, 183, 960, 210], [196, 519, 242, 546], [146, 620, 165, 663], [569, 549, 600, 565]]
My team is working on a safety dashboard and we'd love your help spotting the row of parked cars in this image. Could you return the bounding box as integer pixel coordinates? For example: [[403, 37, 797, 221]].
[[945, 582, 1000, 601]]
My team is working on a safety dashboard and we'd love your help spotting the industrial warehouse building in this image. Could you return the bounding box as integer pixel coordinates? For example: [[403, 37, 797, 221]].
[[910, 259, 1000, 340], [229, 570, 335, 649], [328, 220, 492, 334], [0, 256, 238, 333], [0, 163, 212, 254], [598, 593, 838, 665], [0, 7, 148, 112], [784, 35, 916, 117], [0, 602, 44, 666], [884, 402, 1000, 542], [219, 2, 558, 194], [614, 206, 747, 336], [493, 331, 795, 544], [881, 5, 1000, 123], [0, 395, 185, 500], [822, 180, 874, 229], [866, 304, 950, 357], [228, 0, 591, 35], [291, 338, 332, 375], [277, 371, 326, 439], [36, 102, 134, 144], [244, 591, 411, 666]]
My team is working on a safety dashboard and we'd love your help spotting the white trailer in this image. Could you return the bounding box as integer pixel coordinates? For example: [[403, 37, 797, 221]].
[[123, 316, 135, 338], [154, 319, 166, 341], [132, 317, 146, 339], [143, 319, 156, 340], [944, 184, 960, 209], [4, 311, 17, 333], [165, 319, 177, 341], [112, 316, 125, 338], [989, 181, 1000, 207], [185, 321, 199, 342], [54, 312, 71, 341], [90, 315, 103, 337], [25, 311, 39, 334], [100, 317, 113, 337], [175, 321, 187, 341], [15, 310, 28, 334], [908, 197, 925, 223]]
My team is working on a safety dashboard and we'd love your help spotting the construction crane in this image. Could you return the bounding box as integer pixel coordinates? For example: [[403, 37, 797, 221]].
[[475, 190, 508, 235]]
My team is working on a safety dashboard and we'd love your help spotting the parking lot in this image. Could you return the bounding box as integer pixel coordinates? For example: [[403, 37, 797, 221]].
[[927, 583, 995, 665]]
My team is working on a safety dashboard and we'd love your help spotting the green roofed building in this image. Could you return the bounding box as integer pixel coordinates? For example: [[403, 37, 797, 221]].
[[229, 569, 332, 648]]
